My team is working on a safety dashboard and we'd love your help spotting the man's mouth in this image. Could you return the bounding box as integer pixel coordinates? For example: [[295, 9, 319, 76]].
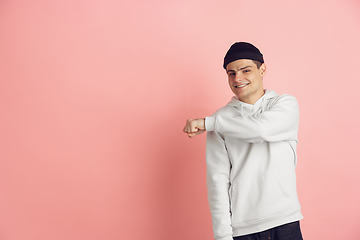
[[234, 83, 249, 88]]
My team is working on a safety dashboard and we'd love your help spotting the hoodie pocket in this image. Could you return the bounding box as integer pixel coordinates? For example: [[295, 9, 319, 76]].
[[230, 173, 294, 226]]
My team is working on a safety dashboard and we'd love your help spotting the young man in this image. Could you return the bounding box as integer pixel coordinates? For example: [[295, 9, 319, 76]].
[[183, 42, 303, 240]]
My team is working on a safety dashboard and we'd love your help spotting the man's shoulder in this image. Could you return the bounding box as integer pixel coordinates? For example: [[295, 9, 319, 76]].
[[265, 93, 299, 114], [270, 93, 298, 106]]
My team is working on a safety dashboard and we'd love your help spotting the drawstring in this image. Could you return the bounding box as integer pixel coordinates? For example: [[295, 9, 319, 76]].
[[254, 98, 265, 116]]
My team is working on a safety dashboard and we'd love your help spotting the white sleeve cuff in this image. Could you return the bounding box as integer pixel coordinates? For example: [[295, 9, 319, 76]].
[[205, 116, 216, 131]]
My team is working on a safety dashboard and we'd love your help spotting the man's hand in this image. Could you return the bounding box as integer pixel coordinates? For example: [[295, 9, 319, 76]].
[[183, 118, 206, 138]]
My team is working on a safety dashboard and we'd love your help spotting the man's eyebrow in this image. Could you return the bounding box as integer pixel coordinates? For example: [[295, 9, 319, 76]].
[[226, 66, 252, 73]]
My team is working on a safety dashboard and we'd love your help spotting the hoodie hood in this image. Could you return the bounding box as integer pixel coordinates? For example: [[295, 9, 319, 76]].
[[226, 89, 279, 115]]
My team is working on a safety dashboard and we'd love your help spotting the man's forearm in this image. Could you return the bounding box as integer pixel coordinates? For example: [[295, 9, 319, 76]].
[[205, 96, 299, 143]]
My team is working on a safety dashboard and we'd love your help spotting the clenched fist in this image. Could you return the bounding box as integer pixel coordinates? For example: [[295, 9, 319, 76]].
[[183, 118, 206, 138]]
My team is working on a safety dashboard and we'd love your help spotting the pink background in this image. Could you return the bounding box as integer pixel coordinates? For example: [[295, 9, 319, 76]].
[[1, 0, 360, 239]]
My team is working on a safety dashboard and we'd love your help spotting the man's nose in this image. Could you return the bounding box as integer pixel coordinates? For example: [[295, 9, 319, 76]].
[[235, 73, 244, 81]]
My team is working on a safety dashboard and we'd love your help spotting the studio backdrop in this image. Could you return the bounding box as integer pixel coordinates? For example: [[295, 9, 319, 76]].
[[1, 0, 360, 239]]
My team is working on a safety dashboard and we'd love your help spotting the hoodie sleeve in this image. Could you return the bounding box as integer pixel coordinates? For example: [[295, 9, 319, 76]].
[[206, 131, 233, 240], [205, 95, 299, 143]]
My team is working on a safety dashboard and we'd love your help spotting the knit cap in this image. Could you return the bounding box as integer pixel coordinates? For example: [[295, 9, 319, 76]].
[[223, 42, 264, 69]]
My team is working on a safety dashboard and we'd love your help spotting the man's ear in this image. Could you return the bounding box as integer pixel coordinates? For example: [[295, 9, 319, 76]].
[[260, 63, 266, 76]]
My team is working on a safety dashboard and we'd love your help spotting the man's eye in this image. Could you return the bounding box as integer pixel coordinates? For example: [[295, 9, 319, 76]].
[[229, 73, 235, 76], [243, 70, 250, 73]]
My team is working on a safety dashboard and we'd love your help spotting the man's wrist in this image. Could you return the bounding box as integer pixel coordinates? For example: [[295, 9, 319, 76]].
[[198, 118, 206, 130]]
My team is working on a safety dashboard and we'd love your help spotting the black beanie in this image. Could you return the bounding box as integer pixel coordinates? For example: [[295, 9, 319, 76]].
[[223, 42, 264, 69]]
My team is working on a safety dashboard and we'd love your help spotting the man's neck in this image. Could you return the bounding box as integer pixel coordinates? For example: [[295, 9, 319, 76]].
[[238, 90, 265, 105]]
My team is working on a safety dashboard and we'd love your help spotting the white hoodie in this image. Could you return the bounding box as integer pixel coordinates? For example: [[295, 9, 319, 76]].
[[205, 90, 303, 240]]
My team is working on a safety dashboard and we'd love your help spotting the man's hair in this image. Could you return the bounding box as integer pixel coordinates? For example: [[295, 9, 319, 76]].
[[252, 60, 262, 69]]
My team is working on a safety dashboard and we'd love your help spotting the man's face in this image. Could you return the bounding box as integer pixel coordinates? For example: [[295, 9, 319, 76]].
[[226, 59, 266, 105]]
